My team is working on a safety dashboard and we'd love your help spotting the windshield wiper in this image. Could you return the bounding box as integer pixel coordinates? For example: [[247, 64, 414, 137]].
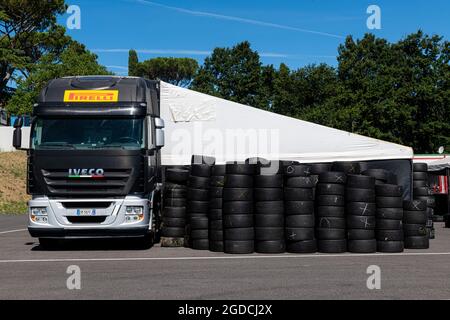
[[38, 142, 75, 149], [91, 144, 127, 149]]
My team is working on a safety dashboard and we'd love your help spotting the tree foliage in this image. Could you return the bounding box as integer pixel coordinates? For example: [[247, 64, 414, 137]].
[[128, 49, 139, 77]]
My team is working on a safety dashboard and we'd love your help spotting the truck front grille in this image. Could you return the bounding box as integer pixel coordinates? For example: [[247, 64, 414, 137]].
[[66, 216, 107, 223]]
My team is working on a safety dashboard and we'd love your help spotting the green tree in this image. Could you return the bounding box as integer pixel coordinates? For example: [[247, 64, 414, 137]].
[[0, 0, 68, 100], [135, 57, 198, 87], [128, 49, 139, 76], [7, 41, 111, 115]]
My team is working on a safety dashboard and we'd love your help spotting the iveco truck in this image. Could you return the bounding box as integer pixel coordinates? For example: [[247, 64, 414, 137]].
[[12, 76, 165, 247]]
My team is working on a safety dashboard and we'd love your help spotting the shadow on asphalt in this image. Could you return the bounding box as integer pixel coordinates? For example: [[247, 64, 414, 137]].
[[30, 238, 154, 251]]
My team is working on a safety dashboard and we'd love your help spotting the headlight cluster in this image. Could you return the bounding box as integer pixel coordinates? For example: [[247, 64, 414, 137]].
[[30, 207, 48, 224], [125, 206, 144, 223]]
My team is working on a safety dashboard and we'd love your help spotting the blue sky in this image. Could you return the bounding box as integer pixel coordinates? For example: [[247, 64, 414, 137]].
[[60, 0, 450, 75]]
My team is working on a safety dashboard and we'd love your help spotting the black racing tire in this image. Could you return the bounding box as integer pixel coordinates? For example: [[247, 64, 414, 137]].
[[285, 201, 314, 215], [223, 188, 253, 201], [164, 198, 187, 207], [310, 163, 332, 174], [413, 163, 428, 172], [316, 183, 345, 195], [403, 200, 427, 211], [165, 182, 187, 190], [209, 198, 223, 209], [317, 195, 345, 207], [376, 196, 403, 208], [187, 176, 210, 189], [346, 202, 376, 216], [346, 188, 376, 202], [413, 171, 428, 181], [284, 164, 311, 177], [191, 164, 211, 177], [161, 227, 185, 238], [209, 188, 223, 199], [162, 217, 186, 228], [403, 224, 428, 236], [254, 201, 284, 215], [331, 162, 361, 174], [224, 240, 254, 254], [362, 169, 390, 182], [191, 155, 215, 166], [164, 188, 187, 198], [285, 176, 315, 188], [224, 227, 254, 241], [255, 227, 284, 240], [346, 174, 375, 189], [346, 216, 376, 230], [209, 209, 223, 220], [255, 240, 286, 254], [317, 239, 347, 253], [316, 217, 346, 229], [166, 168, 190, 183], [223, 201, 253, 214], [191, 239, 209, 250], [285, 228, 315, 241], [414, 196, 435, 208], [209, 220, 223, 230], [375, 184, 403, 197], [209, 240, 224, 252], [209, 230, 224, 241], [286, 240, 317, 253], [224, 174, 254, 188], [347, 229, 375, 240], [284, 188, 314, 201], [316, 206, 345, 218], [254, 175, 283, 188], [413, 187, 429, 197], [254, 188, 284, 201], [212, 165, 226, 176], [318, 172, 347, 184], [210, 176, 225, 187], [376, 241, 404, 253], [223, 214, 254, 228], [254, 160, 284, 176], [191, 229, 208, 239], [255, 214, 284, 228], [187, 188, 209, 201], [285, 215, 315, 228], [163, 207, 186, 218], [187, 201, 209, 213], [403, 211, 427, 224], [413, 180, 428, 188], [348, 239, 377, 253], [376, 208, 403, 220], [376, 229, 404, 241], [316, 228, 346, 240], [190, 216, 209, 229], [404, 236, 430, 249], [376, 219, 403, 230], [225, 163, 256, 175]]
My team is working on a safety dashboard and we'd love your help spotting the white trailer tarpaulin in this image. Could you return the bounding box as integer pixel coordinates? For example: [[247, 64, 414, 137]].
[[160, 81, 413, 165]]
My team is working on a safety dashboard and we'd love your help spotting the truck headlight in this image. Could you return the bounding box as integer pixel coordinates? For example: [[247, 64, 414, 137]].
[[30, 207, 48, 223], [125, 206, 144, 223]]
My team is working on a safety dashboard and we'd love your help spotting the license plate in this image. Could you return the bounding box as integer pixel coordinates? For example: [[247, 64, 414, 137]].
[[76, 209, 96, 216]]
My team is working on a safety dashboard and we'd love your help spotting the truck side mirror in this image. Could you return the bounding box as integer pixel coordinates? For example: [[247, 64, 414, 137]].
[[154, 117, 165, 148], [12, 117, 23, 149]]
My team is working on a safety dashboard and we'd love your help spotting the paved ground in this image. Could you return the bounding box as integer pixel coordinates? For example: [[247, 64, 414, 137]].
[[0, 215, 449, 300]]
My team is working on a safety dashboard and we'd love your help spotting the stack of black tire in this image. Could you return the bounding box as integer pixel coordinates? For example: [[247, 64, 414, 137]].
[[413, 163, 436, 238], [346, 174, 377, 253], [403, 199, 430, 249], [187, 164, 212, 250], [284, 164, 317, 253], [208, 165, 226, 252], [223, 162, 255, 254], [161, 168, 189, 243], [309, 163, 332, 198], [362, 169, 393, 185], [315, 171, 347, 253], [374, 183, 405, 253]]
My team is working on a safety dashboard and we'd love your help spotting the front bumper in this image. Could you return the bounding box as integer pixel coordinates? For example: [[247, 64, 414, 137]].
[[28, 195, 152, 239]]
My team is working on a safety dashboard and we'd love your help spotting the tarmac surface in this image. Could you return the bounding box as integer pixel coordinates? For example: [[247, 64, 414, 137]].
[[0, 214, 449, 300]]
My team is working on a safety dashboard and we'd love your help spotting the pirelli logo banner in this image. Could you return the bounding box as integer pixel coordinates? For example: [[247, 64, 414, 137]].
[[63, 90, 119, 103]]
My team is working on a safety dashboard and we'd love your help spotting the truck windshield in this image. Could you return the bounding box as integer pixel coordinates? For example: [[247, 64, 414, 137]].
[[31, 118, 145, 150]]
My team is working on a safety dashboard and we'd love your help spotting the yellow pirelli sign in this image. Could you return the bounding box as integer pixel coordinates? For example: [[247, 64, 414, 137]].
[[63, 90, 119, 103]]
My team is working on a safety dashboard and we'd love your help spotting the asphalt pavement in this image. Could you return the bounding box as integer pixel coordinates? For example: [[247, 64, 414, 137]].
[[0, 214, 449, 300]]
